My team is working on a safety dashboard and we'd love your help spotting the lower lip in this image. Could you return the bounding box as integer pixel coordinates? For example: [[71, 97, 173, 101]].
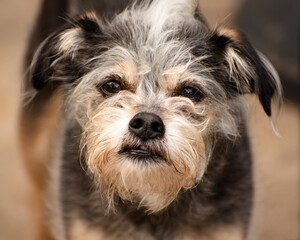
[[121, 150, 162, 163], [127, 150, 153, 157]]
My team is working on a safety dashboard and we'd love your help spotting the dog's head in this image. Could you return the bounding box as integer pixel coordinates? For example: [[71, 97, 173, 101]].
[[29, 0, 281, 212]]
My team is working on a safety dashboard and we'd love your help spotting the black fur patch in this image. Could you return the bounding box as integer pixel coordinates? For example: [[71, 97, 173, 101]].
[[77, 16, 101, 34], [32, 32, 61, 90]]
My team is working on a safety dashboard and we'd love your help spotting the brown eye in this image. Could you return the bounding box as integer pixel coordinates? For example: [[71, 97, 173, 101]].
[[99, 79, 123, 96], [178, 86, 204, 102]]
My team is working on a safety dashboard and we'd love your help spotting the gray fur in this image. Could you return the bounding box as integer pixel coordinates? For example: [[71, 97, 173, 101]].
[[24, 0, 281, 239]]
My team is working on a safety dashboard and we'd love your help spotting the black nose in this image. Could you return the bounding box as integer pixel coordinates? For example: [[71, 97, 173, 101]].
[[129, 112, 165, 140]]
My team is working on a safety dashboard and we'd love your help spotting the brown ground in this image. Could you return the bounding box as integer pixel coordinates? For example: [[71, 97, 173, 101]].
[[0, 0, 298, 240]]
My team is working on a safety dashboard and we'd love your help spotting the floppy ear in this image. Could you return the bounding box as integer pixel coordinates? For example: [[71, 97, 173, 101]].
[[30, 12, 104, 91], [210, 28, 282, 116]]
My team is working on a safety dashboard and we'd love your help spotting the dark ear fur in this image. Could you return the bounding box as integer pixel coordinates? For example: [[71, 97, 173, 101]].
[[31, 32, 60, 90], [30, 12, 103, 91], [210, 28, 282, 116]]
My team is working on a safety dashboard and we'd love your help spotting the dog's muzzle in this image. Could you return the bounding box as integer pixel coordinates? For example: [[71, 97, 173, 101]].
[[119, 112, 166, 161]]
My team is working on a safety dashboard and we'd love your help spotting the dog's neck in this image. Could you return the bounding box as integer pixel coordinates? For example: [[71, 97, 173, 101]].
[[59, 119, 252, 238]]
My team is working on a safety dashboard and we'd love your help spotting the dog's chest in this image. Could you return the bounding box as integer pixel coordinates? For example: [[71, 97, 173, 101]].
[[68, 216, 244, 240]]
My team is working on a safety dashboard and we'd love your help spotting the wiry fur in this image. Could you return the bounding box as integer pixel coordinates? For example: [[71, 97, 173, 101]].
[[22, 0, 282, 239], [81, 91, 207, 213]]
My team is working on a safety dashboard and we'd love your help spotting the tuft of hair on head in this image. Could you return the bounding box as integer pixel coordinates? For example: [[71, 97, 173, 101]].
[[117, 0, 199, 39]]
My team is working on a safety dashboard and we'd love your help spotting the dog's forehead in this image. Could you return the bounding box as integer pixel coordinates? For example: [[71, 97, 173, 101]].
[[99, 5, 210, 89], [65, 0, 217, 98], [108, 1, 209, 60]]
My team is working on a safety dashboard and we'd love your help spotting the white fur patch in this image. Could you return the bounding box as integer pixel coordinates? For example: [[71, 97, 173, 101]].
[[117, 0, 198, 40], [225, 47, 254, 93], [141, 0, 197, 34], [58, 28, 84, 56]]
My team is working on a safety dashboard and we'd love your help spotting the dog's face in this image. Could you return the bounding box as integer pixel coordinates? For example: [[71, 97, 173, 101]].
[[29, 0, 281, 213]]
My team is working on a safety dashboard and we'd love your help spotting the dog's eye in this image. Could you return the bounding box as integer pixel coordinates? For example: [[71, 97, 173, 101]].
[[178, 86, 204, 102], [99, 80, 123, 96]]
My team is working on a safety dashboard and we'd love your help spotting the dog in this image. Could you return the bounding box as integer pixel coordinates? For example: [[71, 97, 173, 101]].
[[20, 0, 282, 239]]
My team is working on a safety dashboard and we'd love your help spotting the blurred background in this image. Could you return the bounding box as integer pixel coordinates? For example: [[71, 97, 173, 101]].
[[0, 0, 298, 239]]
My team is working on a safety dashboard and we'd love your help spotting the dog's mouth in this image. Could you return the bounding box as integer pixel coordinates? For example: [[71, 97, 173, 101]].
[[119, 144, 165, 162], [126, 145, 152, 157]]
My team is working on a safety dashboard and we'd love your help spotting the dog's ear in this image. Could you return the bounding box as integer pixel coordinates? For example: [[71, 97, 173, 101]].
[[210, 28, 282, 116], [30, 12, 104, 91]]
